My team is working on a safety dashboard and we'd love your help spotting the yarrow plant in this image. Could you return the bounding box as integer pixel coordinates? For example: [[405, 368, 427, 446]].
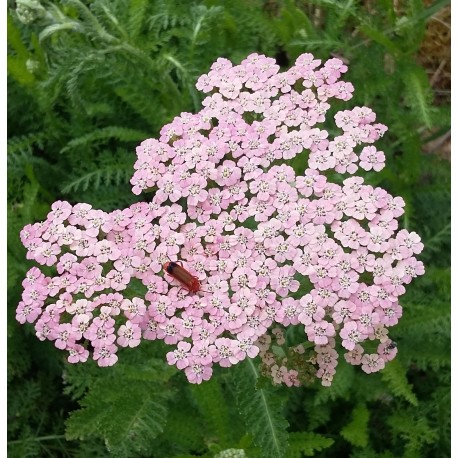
[[17, 52, 425, 386]]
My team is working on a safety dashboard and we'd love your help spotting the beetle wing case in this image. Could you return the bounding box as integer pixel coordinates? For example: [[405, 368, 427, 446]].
[[164, 262, 201, 293]]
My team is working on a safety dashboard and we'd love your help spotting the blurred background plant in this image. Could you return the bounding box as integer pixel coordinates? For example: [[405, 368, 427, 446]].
[[7, 0, 450, 456]]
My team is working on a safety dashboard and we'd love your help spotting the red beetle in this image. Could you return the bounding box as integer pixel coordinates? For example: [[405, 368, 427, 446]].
[[163, 261, 201, 294]]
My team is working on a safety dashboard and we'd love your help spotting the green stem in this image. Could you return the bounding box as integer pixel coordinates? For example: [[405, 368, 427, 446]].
[[403, 210, 409, 231], [24, 163, 55, 202], [8, 435, 66, 445]]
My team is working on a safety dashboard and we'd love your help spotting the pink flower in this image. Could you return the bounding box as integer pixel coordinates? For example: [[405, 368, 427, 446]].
[[86, 322, 116, 348], [340, 321, 364, 351], [234, 335, 259, 360], [223, 305, 247, 331], [16, 302, 42, 324], [397, 257, 425, 283], [212, 337, 239, 367], [361, 353, 385, 373], [141, 313, 159, 341], [386, 196, 406, 217], [67, 344, 90, 363], [166, 341, 192, 369], [344, 344, 364, 365], [316, 344, 338, 369], [105, 269, 130, 291], [15, 51, 425, 388], [275, 298, 300, 326], [93, 344, 118, 367], [68, 203, 92, 226], [332, 270, 360, 298], [332, 300, 356, 324], [184, 361, 213, 384], [305, 320, 335, 345], [296, 169, 327, 197], [283, 369, 300, 387], [50, 323, 75, 350], [393, 230, 424, 258], [155, 174, 183, 203], [157, 317, 181, 345], [93, 240, 121, 263], [270, 266, 300, 297], [229, 267, 258, 291], [84, 209, 112, 236], [117, 321, 142, 348], [34, 242, 61, 266], [71, 234, 97, 257], [196, 73, 214, 93], [378, 303, 403, 326], [306, 199, 336, 225], [359, 146, 385, 171]]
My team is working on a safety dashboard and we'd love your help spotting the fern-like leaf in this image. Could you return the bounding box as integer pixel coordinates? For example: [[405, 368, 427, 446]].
[[189, 378, 235, 448], [350, 449, 397, 458], [402, 64, 434, 128], [381, 359, 418, 406], [7, 132, 45, 155], [305, 404, 332, 431], [156, 399, 206, 456], [7, 14, 36, 87], [114, 86, 167, 128], [387, 411, 438, 456], [7, 428, 43, 458], [340, 403, 370, 448], [397, 304, 450, 338], [127, 0, 150, 39], [422, 222, 451, 255], [286, 432, 334, 457], [60, 126, 149, 154], [65, 357, 174, 458], [358, 23, 401, 55], [231, 359, 289, 458], [39, 22, 84, 42], [61, 154, 134, 193], [65, 0, 118, 44], [313, 362, 354, 406]]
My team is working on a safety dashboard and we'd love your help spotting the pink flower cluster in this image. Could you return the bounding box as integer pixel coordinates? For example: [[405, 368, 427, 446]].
[[17, 52, 424, 386], [256, 327, 400, 387]]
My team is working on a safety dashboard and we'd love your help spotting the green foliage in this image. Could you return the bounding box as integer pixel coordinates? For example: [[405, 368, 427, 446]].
[[65, 372, 170, 457], [232, 360, 290, 457], [387, 411, 439, 458], [8, 0, 450, 457], [286, 432, 334, 457], [312, 360, 355, 405], [189, 378, 236, 448], [381, 360, 418, 406], [340, 403, 370, 448], [64, 349, 178, 457], [60, 149, 135, 194]]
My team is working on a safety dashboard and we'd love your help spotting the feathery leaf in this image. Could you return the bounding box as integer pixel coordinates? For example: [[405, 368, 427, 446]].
[[231, 359, 289, 458]]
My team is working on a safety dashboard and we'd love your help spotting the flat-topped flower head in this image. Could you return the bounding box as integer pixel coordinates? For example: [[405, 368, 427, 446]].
[[16, 51, 424, 385]]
